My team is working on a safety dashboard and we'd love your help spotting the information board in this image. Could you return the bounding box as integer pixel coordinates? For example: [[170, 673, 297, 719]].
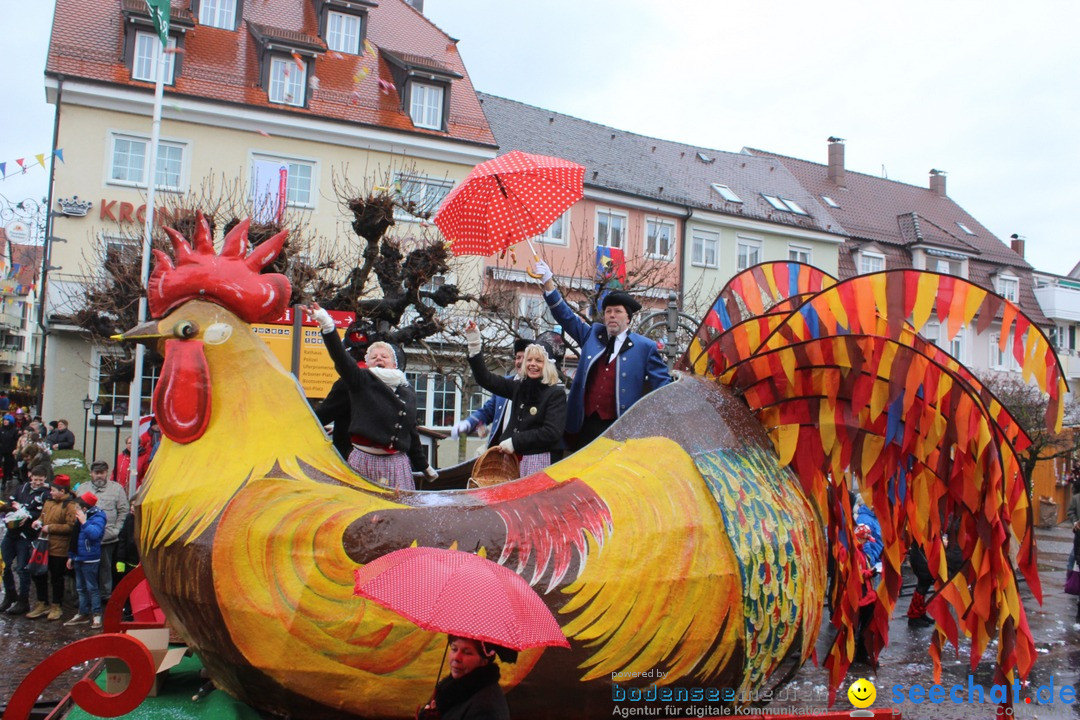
[[250, 307, 356, 400]]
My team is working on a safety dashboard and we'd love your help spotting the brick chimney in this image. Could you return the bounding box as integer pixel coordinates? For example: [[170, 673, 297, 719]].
[[827, 137, 845, 187], [1010, 234, 1025, 258], [929, 169, 947, 197]]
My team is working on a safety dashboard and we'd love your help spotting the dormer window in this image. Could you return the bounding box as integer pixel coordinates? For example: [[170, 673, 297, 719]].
[[996, 274, 1019, 302], [410, 82, 444, 130], [198, 0, 239, 30], [326, 11, 362, 53], [248, 23, 321, 108], [133, 31, 176, 83], [122, 1, 193, 83], [269, 56, 306, 106], [381, 49, 462, 133]]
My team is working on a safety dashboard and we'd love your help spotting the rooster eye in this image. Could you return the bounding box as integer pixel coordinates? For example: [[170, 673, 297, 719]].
[[174, 321, 198, 339]]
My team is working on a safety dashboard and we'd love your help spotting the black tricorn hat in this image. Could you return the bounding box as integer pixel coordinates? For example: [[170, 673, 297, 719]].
[[512, 338, 532, 354], [601, 290, 641, 315]]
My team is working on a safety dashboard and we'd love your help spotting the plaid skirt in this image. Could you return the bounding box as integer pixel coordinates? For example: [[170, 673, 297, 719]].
[[518, 452, 551, 478], [348, 448, 415, 491]]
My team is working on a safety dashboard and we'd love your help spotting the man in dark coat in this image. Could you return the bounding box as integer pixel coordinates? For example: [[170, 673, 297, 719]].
[[44, 419, 76, 451], [533, 261, 672, 451]]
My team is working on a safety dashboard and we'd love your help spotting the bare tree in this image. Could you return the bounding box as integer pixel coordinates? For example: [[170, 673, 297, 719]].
[[983, 371, 1080, 486]]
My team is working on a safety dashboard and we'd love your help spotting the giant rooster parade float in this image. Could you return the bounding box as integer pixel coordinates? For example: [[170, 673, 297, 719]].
[[7, 190, 1067, 718]]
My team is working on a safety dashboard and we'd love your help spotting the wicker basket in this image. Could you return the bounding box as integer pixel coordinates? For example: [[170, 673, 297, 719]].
[[469, 447, 519, 488]]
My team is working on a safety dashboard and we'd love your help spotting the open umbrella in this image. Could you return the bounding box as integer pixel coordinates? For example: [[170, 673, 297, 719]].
[[433, 150, 584, 260], [353, 546, 569, 651]]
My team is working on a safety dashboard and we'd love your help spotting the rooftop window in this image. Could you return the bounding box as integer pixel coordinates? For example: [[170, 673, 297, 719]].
[[762, 194, 809, 215], [821, 195, 840, 208], [956, 222, 976, 235], [199, 0, 238, 30], [710, 184, 742, 203], [696, 152, 714, 164]]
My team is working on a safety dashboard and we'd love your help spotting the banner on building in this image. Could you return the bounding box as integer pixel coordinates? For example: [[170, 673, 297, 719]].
[[251, 160, 288, 224], [595, 245, 627, 316]]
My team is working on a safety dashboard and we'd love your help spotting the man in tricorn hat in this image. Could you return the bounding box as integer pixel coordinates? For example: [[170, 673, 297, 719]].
[[532, 261, 671, 451]]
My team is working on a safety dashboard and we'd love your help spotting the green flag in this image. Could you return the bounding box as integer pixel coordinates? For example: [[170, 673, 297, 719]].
[[145, 0, 170, 46]]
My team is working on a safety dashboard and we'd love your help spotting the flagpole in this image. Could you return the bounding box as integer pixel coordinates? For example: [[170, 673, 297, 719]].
[[125, 35, 166, 500]]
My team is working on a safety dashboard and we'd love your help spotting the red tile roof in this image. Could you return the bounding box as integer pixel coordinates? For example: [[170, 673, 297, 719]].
[[751, 147, 1048, 324], [47, 0, 495, 146]]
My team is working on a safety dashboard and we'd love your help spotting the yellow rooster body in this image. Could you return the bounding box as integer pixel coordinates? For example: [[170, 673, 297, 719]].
[[135, 298, 824, 718]]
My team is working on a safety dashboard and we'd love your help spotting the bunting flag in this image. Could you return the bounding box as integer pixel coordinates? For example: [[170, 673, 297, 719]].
[[0, 149, 64, 181], [679, 264, 1067, 703]]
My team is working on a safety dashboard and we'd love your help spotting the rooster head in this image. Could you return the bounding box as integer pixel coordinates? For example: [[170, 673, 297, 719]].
[[115, 212, 291, 444]]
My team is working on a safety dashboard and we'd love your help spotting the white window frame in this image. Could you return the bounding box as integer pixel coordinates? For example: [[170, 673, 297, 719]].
[[711, 184, 742, 203], [107, 132, 187, 191], [781, 198, 809, 215], [90, 347, 160, 421], [762, 194, 788, 211], [326, 10, 361, 54], [989, 332, 1021, 371], [956, 222, 976, 236], [410, 82, 444, 130], [250, 153, 317, 208], [788, 244, 812, 264], [395, 172, 454, 222], [132, 31, 176, 83], [736, 236, 762, 272], [691, 229, 718, 269], [199, 0, 237, 29], [645, 217, 675, 261], [268, 55, 306, 107], [595, 208, 627, 249], [996, 275, 1019, 302], [822, 195, 840, 208], [407, 371, 460, 429], [859, 251, 885, 274], [535, 209, 569, 245], [519, 295, 557, 334]]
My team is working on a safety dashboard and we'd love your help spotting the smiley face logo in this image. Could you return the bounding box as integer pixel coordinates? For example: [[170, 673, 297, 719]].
[[847, 678, 877, 709]]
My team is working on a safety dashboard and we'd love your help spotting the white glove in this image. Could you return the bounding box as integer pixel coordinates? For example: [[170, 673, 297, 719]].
[[311, 307, 335, 334], [449, 419, 472, 439], [464, 324, 482, 356], [498, 438, 515, 454], [424, 466, 438, 480], [532, 260, 553, 284]]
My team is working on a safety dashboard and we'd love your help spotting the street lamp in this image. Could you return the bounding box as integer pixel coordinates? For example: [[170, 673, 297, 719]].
[[91, 400, 103, 462], [112, 413, 125, 472], [81, 395, 93, 454]]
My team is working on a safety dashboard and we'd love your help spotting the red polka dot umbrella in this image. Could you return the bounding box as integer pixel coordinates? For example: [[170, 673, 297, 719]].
[[353, 546, 570, 652], [434, 150, 585, 258]]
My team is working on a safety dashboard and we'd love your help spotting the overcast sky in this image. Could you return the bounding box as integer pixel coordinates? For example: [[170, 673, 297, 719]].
[[4, 1, 1077, 273]]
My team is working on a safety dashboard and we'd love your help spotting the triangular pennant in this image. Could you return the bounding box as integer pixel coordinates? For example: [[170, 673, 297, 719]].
[[34, 153, 46, 169], [0, 162, 5, 178], [53, 148, 64, 163]]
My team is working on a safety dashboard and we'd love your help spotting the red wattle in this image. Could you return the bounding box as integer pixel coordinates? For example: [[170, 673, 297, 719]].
[[154, 339, 211, 444]]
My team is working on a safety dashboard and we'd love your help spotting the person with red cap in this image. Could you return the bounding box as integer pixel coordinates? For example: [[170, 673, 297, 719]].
[[64, 490, 107, 629], [29, 474, 78, 620]]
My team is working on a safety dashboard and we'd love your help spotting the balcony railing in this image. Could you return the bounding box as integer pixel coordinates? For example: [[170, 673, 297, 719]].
[[0, 311, 22, 330]]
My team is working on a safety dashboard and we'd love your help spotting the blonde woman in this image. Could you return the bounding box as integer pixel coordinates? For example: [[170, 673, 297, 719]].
[[464, 321, 566, 478]]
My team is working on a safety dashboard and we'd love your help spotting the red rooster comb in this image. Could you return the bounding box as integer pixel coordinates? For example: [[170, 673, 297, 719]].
[[148, 211, 291, 323]]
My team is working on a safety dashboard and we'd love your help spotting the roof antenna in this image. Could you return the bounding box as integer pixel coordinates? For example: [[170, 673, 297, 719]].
[[881, 164, 888, 179]]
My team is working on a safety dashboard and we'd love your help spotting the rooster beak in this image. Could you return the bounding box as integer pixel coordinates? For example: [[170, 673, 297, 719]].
[[112, 320, 165, 343]]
